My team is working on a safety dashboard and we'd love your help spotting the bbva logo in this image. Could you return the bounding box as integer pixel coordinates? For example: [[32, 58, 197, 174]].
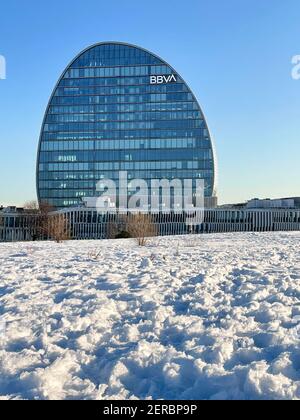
[[150, 74, 177, 84]]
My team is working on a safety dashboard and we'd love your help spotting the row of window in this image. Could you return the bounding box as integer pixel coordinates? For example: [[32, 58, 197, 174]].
[[46, 111, 201, 124], [40, 138, 212, 152], [39, 177, 213, 190], [71, 45, 162, 67], [43, 119, 203, 133], [40, 189, 94, 199], [94, 160, 211, 171], [42, 128, 207, 141], [46, 199, 80, 206], [38, 169, 214, 181], [72, 58, 162, 69], [72, 57, 162, 68], [40, 149, 212, 163], [48, 101, 199, 115], [54, 83, 185, 97], [65, 65, 172, 79], [40, 188, 212, 200], [40, 160, 214, 172], [50, 92, 194, 106]]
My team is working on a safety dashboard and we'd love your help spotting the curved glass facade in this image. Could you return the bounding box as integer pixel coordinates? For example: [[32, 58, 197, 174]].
[[37, 42, 217, 208]]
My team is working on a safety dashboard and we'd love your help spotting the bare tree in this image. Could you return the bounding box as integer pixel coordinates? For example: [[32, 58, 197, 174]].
[[39, 201, 55, 215], [23, 200, 44, 240], [24, 200, 40, 212], [24, 201, 70, 242], [126, 213, 157, 246], [38, 201, 55, 237]]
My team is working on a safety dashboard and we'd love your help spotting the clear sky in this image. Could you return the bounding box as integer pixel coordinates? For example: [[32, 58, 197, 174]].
[[0, 0, 299, 206]]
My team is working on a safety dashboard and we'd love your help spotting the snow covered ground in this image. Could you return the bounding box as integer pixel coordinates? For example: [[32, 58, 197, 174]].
[[0, 232, 299, 400]]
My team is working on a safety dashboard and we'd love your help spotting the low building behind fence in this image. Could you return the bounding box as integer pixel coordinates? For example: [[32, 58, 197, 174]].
[[1, 204, 300, 242]]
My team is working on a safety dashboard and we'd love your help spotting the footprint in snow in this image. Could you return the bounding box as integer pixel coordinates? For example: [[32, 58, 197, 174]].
[[139, 258, 153, 269]]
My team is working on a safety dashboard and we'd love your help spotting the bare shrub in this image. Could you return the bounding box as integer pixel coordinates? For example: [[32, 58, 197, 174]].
[[46, 214, 70, 243], [88, 250, 101, 260], [184, 235, 200, 248], [126, 213, 157, 246], [107, 221, 120, 239], [37, 202, 54, 239], [107, 214, 130, 239]]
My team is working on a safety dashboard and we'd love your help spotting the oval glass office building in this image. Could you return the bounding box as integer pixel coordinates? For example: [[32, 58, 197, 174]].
[[37, 42, 217, 209]]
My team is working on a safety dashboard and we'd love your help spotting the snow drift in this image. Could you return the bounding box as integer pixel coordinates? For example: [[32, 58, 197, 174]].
[[0, 232, 299, 400]]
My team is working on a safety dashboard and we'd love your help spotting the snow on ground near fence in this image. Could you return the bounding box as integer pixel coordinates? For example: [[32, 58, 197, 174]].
[[0, 232, 299, 400]]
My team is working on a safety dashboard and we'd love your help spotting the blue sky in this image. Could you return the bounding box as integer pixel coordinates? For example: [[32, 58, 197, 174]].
[[0, 0, 299, 206]]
